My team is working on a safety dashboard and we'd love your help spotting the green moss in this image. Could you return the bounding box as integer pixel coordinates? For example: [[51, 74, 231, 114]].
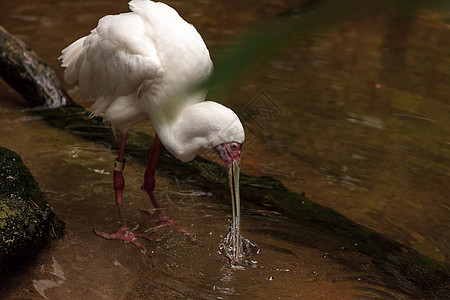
[[0, 205, 16, 219], [0, 147, 64, 272]]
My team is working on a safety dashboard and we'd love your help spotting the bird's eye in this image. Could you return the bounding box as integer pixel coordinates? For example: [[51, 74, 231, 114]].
[[230, 144, 238, 150]]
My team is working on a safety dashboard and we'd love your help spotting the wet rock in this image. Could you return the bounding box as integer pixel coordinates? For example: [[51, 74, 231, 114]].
[[0, 147, 64, 273], [0, 25, 72, 108]]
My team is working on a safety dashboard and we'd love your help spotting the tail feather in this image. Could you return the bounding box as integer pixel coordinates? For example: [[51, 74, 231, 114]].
[[59, 36, 86, 68], [59, 36, 87, 85]]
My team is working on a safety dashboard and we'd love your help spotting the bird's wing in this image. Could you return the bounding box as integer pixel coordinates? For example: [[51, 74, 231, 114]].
[[128, 0, 214, 114], [60, 10, 163, 116]]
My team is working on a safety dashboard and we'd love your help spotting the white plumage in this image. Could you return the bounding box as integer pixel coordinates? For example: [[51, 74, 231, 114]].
[[60, 0, 244, 162]]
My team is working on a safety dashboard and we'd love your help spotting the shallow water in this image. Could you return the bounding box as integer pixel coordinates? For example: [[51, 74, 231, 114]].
[[0, 110, 402, 299], [0, 0, 449, 298]]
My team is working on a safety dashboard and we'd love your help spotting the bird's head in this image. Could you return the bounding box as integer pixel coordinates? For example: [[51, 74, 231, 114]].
[[214, 142, 242, 171], [170, 101, 245, 163], [206, 103, 244, 171]]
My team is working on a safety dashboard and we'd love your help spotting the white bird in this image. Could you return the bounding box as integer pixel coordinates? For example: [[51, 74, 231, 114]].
[[60, 0, 245, 260]]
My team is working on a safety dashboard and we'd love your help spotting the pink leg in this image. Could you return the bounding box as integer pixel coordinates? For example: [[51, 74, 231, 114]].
[[141, 135, 197, 241], [113, 133, 127, 217], [141, 134, 162, 208], [94, 133, 156, 253]]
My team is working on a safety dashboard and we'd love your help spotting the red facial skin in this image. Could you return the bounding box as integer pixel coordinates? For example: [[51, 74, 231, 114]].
[[214, 142, 242, 170]]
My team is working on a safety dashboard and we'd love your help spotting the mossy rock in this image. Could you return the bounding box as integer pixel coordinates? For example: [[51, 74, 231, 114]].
[[0, 147, 64, 272]]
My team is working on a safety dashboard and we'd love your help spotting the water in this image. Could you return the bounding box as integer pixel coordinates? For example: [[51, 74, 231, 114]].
[[1, 0, 449, 298]]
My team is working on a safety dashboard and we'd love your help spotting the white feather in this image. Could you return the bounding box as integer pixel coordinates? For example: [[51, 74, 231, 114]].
[[60, 0, 244, 162]]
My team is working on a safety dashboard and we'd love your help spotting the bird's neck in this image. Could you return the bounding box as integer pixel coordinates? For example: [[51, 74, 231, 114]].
[[143, 91, 209, 162]]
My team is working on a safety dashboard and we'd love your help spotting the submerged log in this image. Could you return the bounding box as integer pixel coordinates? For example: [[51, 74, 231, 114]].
[[0, 26, 72, 108], [0, 147, 64, 273], [0, 26, 448, 297]]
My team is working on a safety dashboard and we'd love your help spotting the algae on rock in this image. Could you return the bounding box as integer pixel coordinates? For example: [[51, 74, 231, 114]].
[[0, 147, 64, 272]]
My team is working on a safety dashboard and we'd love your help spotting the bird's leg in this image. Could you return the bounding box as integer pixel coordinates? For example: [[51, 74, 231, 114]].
[[94, 133, 156, 253], [113, 132, 128, 218], [141, 135, 196, 241], [141, 134, 162, 209]]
